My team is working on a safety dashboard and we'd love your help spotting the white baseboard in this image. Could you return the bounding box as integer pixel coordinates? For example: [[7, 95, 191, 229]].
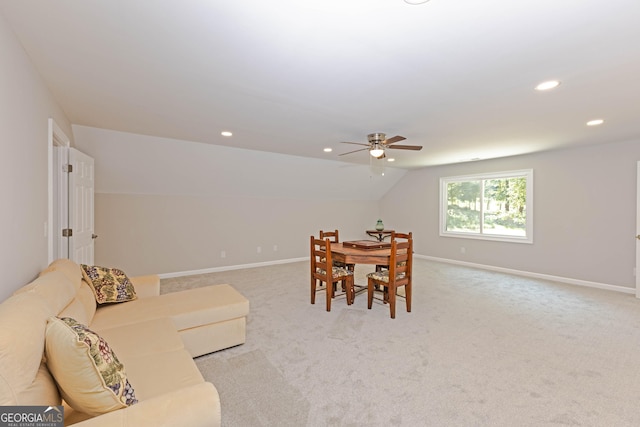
[[416, 254, 635, 295], [158, 257, 308, 279], [159, 254, 636, 295]]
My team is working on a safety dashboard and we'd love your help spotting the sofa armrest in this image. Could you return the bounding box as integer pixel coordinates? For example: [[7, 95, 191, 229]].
[[72, 382, 220, 427], [130, 274, 160, 298]]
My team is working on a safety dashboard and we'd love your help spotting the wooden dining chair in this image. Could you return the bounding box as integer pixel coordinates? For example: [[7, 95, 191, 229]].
[[319, 229, 339, 243], [366, 234, 413, 319], [319, 229, 347, 266], [375, 231, 412, 271], [310, 236, 354, 311], [391, 231, 412, 242], [320, 229, 355, 291]]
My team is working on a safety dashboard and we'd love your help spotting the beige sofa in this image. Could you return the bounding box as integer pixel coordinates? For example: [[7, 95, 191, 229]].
[[0, 259, 250, 426]]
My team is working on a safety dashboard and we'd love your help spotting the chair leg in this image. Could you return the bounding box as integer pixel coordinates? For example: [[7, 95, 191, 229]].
[[388, 283, 396, 319], [311, 278, 316, 304], [405, 283, 412, 313], [367, 279, 374, 309], [345, 277, 354, 306], [326, 281, 332, 311], [351, 276, 356, 304]]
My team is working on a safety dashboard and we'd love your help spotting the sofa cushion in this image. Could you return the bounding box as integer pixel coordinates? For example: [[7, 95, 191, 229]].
[[129, 274, 161, 299], [80, 264, 137, 304], [91, 284, 249, 332], [58, 281, 97, 326], [0, 292, 56, 406], [39, 258, 84, 292], [13, 270, 77, 314], [45, 317, 138, 416], [97, 318, 185, 359], [15, 362, 61, 406], [120, 349, 204, 401], [63, 383, 221, 427]]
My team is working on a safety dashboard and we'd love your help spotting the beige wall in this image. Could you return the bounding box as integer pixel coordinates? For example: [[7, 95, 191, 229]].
[[73, 126, 404, 276], [381, 140, 640, 289], [94, 193, 378, 276], [76, 123, 639, 287], [0, 12, 72, 301]]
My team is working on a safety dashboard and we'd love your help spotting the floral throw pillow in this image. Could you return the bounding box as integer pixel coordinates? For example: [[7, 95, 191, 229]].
[[80, 264, 137, 304], [45, 317, 138, 416]]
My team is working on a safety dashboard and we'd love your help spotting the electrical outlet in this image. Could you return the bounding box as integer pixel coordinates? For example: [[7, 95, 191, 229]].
[[257, 246, 262, 254], [273, 245, 278, 252], [460, 247, 466, 254], [221, 250, 226, 259]]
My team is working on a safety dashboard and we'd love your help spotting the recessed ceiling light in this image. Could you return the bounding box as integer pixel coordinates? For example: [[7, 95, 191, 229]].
[[586, 119, 604, 126], [404, 0, 430, 4], [387, 158, 395, 162], [535, 80, 561, 91], [221, 131, 233, 137], [323, 147, 333, 152]]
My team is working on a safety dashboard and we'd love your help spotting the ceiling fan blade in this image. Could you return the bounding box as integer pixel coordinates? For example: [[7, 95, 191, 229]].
[[383, 135, 406, 145], [339, 148, 368, 156], [340, 141, 369, 146], [387, 144, 423, 151]]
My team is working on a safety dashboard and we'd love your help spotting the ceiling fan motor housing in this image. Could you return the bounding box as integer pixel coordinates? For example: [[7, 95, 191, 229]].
[[368, 133, 386, 143]]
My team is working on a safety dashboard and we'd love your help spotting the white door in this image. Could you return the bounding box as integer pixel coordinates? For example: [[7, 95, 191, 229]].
[[69, 148, 95, 265], [636, 161, 640, 298]]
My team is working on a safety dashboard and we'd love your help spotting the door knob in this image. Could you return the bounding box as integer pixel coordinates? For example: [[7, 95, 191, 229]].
[[92, 234, 98, 239]]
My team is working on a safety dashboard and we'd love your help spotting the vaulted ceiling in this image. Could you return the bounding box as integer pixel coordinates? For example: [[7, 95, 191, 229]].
[[1, 0, 639, 169]]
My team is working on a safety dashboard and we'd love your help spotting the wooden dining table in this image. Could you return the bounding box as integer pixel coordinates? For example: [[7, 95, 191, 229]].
[[330, 242, 392, 297]]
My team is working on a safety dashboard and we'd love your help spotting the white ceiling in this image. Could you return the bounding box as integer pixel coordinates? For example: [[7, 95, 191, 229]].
[[1, 0, 639, 169]]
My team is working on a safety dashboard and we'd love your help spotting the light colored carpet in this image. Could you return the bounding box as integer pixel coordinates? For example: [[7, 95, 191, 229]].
[[161, 259, 640, 426]]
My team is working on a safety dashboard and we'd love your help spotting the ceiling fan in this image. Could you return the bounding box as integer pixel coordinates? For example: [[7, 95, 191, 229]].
[[339, 133, 423, 158]]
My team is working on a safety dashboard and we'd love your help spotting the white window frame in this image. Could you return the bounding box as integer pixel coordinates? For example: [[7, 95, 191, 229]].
[[439, 169, 533, 244]]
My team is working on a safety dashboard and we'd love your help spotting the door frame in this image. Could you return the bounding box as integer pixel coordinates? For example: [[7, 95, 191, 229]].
[[47, 118, 70, 263]]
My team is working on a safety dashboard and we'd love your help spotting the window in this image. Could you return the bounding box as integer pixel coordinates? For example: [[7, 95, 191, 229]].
[[440, 169, 533, 243]]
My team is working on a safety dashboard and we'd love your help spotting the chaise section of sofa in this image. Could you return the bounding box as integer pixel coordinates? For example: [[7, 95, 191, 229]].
[[90, 284, 249, 357], [0, 258, 250, 426]]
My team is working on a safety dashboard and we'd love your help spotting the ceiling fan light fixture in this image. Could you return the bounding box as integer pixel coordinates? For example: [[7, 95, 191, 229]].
[[370, 144, 385, 158]]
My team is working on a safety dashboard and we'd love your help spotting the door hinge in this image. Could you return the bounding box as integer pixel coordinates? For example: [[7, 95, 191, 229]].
[[63, 164, 73, 173], [62, 228, 73, 237]]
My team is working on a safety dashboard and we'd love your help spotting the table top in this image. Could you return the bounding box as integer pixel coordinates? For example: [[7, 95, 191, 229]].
[[330, 242, 391, 265]]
